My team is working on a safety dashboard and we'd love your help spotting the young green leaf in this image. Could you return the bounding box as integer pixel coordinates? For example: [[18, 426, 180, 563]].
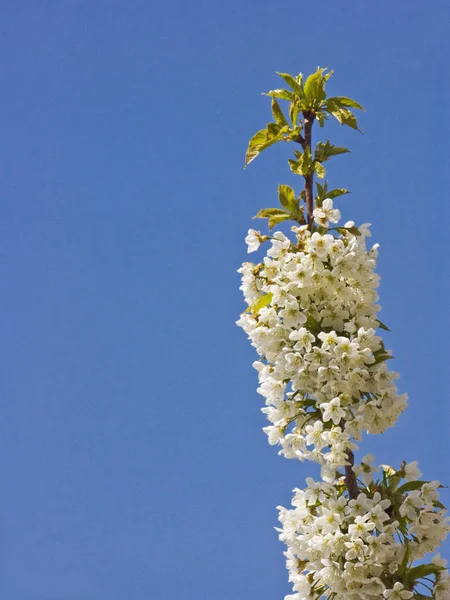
[[271, 96, 289, 127], [289, 147, 313, 176], [304, 314, 321, 334], [315, 141, 350, 162], [289, 101, 300, 127], [303, 68, 328, 106], [313, 161, 326, 179], [262, 88, 293, 100], [316, 111, 326, 127], [276, 72, 303, 98], [325, 98, 361, 131], [326, 188, 350, 199], [397, 545, 411, 579], [376, 319, 391, 332], [406, 563, 444, 587], [316, 181, 325, 197], [331, 225, 361, 236], [278, 184, 298, 212], [327, 95, 364, 110], [371, 351, 395, 365], [267, 122, 282, 135], [250, 292, 273, 315], [245, 127, 285, 167], [397, 480, 430, 494], [339, 108, 360, 131], [268, 212, 292, 229], [253, 208, 292, 230], [254, 208, 290, 219]]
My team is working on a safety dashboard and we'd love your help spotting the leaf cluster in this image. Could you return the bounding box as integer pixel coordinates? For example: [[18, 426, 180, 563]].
[[244, 67, 364, 227], [253, 184, 304, 229], [245, 67, 364, 168]]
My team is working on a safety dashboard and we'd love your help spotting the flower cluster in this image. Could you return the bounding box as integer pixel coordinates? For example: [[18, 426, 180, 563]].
[[277, 460, 450, 600], [237, 206, 407, 474], [238, 198, 449, 600]]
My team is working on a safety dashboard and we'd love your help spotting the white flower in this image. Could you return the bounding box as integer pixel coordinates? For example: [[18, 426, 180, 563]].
[[279, 299, 307, 328], [353, 454, 379, 486], [320, 397, 346, 425], [245, 229, 262, 252], [348, 515, 375, 539], [404, 460, 422, 481], [432, 553, 448, 568], [238, 213, 450, 600], [238, 219, 412, 464], [289, 327, 315, 352], [313, 198, 341, 227], [383, 582, 413, 600]]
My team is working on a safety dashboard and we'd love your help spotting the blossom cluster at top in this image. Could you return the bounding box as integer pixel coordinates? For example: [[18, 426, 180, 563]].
[[236, 200, 407, 476], [277, 459, 450, 600]]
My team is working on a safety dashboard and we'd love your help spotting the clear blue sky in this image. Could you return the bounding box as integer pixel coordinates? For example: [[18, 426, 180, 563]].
[[0, 2, 448, 598]]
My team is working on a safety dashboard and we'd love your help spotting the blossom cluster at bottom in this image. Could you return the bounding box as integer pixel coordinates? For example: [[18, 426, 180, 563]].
[[277, 460, 450, 600]]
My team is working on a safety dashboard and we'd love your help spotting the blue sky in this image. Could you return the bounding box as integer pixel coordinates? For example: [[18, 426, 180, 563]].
[[0, 1, 449, 598]]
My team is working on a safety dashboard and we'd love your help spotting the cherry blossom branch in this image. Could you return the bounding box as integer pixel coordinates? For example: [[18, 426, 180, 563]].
[[302, 110, 315, 226], [345, 449, 359, 500]]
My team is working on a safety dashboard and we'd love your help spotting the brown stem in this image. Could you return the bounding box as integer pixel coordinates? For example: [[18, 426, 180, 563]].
[[302, 111, 315, 226], [293, 133, 305, 145], [345, 449, 359, 500]]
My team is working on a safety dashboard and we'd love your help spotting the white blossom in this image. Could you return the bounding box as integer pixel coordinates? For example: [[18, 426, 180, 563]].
[[313, 198, 341, 227], [277, 467, 449, 600], [237, 219, 408, 465], [238, 208, 449, 600]]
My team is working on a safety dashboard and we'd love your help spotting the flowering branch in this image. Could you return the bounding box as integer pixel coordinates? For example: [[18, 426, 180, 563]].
[[302, 110, 315, 226], [345, 449, 359, 500], [238, 67, 449, 600]]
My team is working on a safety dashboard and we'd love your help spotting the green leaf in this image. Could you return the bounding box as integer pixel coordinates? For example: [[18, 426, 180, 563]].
[[271, 96, 289, 127], [250, 292, 273, 315], [315, 181, 328, 205], [327, 96, 364, 110], [325, 99, 361, 132], [305, 314, 321, 334], [315, 141, 350, 162], [244, 127, 285, 167], [339, 108, 360, 131], [266, 122, 282, 135], [332, 225, 361, 236], [278, 184, 298, 212], [326, 188, 350, 199], [289, 101, 300, 127], [397, 545, 411, 579], [371, 351, 395, 365], [313, 161, 326, 179], [254, 207, 294, 230], [407, 563, 444, 585], [262, 88, 293, 100], [303, 68, 328, 106], [288, 146, 313, 176], [303, 146, 312, 170], [397, 480, 430, 494], [277, 72, 303, 97], [316, 111, 326, 127], [254, 208, 290, 219], [316, 181, 325, 197], [376, 319, 391, 332], [268, 212, 292, 229]]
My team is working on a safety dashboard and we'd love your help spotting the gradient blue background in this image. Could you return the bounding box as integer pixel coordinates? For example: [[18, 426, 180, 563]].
[[0, 2, 448, 598]]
